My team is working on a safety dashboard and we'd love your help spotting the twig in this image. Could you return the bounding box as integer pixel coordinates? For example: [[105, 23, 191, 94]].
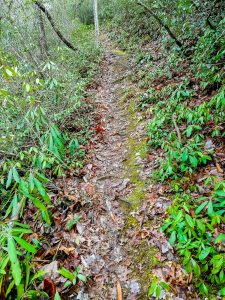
[[0, 150, 17, 157], [172, 115, 182, 144]]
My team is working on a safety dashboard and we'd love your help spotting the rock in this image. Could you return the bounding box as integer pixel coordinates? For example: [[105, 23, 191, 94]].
[[129, 280, 141, 294], [167, 252, 174, 261], [42, 261, 58, 279], [204, 139, 215, 151], [76, 290, 89, 300], [161, 241, 172, 254]]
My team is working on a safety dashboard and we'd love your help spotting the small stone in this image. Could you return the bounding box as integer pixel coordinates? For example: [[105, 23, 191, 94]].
[[161, 241, 172, 254], [167, 252, 174, 261], [204, 139, 215, 150], [129, 280, 141, 294]]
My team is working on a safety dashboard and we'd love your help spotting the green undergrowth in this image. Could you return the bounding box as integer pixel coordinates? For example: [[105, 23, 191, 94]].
[[136, 19, 225, 297], [0, 23, 101, 299]]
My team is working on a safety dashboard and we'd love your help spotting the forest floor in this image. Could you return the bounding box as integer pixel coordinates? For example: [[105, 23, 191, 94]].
[[49, 40, 196, 300]]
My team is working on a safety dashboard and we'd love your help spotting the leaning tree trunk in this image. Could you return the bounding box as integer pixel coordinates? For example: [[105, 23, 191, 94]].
[[35, 1, 77, 52], [137, 1, 183, 48], [36, 6, 49, 58]]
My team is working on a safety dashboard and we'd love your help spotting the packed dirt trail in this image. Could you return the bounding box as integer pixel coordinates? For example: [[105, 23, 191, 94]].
[[78, 42, 146, 299], [65, 40, 185, 300], [70, 41, 150, 299]]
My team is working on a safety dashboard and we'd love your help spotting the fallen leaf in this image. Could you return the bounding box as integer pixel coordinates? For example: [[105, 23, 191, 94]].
[[42, 261, 58, 279], [43, 278, 56, 298], [216, 163, 223, 173]]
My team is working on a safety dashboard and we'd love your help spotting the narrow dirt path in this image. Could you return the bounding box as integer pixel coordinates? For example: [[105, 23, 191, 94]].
[[64, 41, 182, 300], [68, 43, 147, 299], [79, 44, 143, 299]]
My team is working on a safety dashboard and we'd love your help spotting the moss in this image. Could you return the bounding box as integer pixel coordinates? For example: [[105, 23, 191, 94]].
[[115, 57, 160, 298], [113, 49, 126, 56], [127, 241, 159, 298]]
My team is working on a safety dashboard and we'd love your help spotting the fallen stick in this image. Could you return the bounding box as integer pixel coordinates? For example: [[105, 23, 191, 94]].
[[172, 115, 182, 144]]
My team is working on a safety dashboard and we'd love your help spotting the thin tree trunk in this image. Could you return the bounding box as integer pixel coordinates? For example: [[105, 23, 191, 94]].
[[93, 0, 100, 45], [137, 1, 183, 48], [36, 6, 49, 58], [206, 0, 221, 30], [34, 1, 77, 52]]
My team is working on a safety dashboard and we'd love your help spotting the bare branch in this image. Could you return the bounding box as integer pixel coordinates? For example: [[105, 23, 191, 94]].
[[35, 1, 77, 52], [137, 1, 183, 48]]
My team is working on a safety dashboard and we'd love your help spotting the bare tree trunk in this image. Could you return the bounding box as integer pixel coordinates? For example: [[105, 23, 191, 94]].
[[36, 6, 49, 58], [35, 1, 77, 52], [137, 1, 183, 48], [93, 0, 100, 45]]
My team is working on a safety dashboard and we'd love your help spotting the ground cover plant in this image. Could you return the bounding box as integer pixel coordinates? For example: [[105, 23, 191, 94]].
[[134, 9, 225, 298]]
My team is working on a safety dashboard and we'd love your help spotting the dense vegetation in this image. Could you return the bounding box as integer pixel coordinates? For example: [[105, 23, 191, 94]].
[[0, 0, 225, 299], [0, 1, 100, 298], [99, 0, 225, 297]]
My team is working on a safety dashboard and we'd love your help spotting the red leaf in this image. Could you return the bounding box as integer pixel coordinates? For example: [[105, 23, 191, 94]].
[[94, 125, 105, 134], [43, 278, 56, 298]]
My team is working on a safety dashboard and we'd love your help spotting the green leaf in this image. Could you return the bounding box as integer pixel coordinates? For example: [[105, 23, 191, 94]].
[[5, 68, 13, 77], [185, 214, 194, 228], [29, 173, 35, 192], [215, 234, 225, 243], [215, 190, 225, 197], [31, 197, 50, 224], [64, 281, 71, 288], [21, 191, 50, 224], [208, 200, 214, 216], [27, 290, 49, 297], [199, 247, 211, 261], [31, 270, 47, 282], [189, 156, 198, 168], [5, 280, 15, 297], [6, 169, 13, 189], [12, 194, 18, 218], [160, 221, 172, 232], [197, 220, 205, 233], [181, 149, 188, 161], [155, 285, 161, 298], [220, 287, 225, 296], [58, 267, 74, 281], [12, 167, 20, 183], [195, 201, 208, 214], [77, 273, 87, 282], [7, 236, 22, 286], [186, 126, 193, 137], [199, 283, 208, 295], [14, 236, 37, 254], [160, 281, 170, 291], [191, 259, 200, 277], [67, 215, 81, 231], [54, 291, 61, 300], [23, 83, 31, 92], [33, 178, 50, 204], [148, 278, 158, 296], [169, 231, 176, 246]]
